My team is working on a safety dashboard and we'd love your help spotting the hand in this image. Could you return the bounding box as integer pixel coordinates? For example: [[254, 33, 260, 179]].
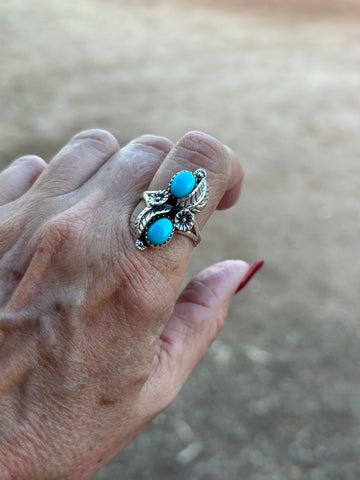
[[0, 130, 257, 480]]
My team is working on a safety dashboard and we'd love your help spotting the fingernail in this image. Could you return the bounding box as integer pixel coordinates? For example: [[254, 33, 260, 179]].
[[235, 260, 264, 294]]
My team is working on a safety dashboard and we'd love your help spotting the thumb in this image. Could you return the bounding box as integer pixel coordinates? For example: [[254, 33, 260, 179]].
[[146, 259, 263, 406]]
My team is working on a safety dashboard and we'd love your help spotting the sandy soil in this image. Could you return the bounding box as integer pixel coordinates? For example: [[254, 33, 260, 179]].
[[1, 0, 360, 478], [185, 0, 360, 19]]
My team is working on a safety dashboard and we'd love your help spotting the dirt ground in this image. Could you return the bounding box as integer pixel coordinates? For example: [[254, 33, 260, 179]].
[[1, 0, 360, 479]]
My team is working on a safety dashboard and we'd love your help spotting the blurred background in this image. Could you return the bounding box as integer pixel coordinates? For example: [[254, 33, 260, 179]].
[[1, 0, 360, 478]]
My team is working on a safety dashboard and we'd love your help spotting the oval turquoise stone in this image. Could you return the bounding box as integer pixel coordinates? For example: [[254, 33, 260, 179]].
[[147, 218, 174, 246], [170, 171, 196, 199]]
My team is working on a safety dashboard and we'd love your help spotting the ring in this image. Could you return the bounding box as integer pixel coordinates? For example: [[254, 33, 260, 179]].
[[135, 169, 208, 250]]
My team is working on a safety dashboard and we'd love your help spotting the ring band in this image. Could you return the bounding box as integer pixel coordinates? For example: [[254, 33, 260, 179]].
[[135, 169, 208, 250]]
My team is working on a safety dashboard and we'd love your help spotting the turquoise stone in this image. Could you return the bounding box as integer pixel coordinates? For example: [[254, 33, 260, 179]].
[[170, 171, 196, 199], [147, 218, 174, 246]]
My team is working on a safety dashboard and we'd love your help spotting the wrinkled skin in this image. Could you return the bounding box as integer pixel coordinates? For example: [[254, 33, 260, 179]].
[[0, 130, 249, 480]]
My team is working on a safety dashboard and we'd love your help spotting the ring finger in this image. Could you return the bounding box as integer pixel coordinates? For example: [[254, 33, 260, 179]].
[[131, 131, 244, 276]]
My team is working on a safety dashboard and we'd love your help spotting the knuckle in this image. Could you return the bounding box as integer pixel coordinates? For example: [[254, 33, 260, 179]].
[[14, 155, 46, 174], [131, 134, 174, 156], [179, 131, 227, 174], [72, 129, 119, 152]]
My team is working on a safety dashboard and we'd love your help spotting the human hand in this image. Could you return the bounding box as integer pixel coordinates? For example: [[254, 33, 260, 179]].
[[0, 130, 261, 479]]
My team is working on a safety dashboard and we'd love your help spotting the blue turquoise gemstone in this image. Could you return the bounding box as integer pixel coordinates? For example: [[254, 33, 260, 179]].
[[170, 171, 196, 199], [147, 218, 174, 246]]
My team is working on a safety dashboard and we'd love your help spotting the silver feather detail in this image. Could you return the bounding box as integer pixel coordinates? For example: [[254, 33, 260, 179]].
[[175, 173, 208, 211], [135, 204, 172, 239]]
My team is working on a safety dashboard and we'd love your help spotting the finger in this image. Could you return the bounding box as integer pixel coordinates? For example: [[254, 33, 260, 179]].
[[131, 131, 244, 278], [0, 155, 46, 206], [34, 129, 120, 196], [141, 260, 251, 406], [216, 180, 242, 211], [78, 134, 174, 202]]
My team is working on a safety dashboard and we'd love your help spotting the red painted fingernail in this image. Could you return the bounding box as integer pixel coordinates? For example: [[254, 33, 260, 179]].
[[235, 260, 264, 294]]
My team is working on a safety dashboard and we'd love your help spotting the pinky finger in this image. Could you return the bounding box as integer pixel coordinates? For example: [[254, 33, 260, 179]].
[[0, 155, 47, 206]]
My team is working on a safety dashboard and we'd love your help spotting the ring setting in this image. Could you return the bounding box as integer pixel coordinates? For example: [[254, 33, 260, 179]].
[[135, 169, 208, 250]]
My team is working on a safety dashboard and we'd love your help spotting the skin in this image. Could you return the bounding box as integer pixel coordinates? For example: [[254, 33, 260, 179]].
[[0, 129, 250, 480]]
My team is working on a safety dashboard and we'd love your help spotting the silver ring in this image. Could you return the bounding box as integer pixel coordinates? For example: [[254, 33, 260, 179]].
[[135, 168, 208, 250]]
